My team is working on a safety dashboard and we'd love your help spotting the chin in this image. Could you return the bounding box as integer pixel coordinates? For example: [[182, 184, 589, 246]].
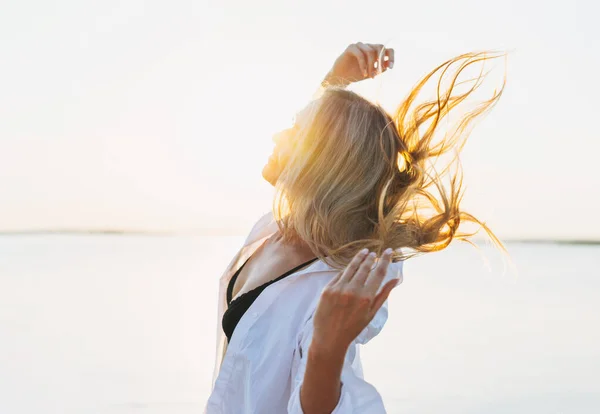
[[262, 162, 280, 187]]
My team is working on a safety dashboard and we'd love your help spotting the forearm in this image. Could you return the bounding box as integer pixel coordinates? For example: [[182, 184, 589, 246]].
[[299, 343, 346, 414]]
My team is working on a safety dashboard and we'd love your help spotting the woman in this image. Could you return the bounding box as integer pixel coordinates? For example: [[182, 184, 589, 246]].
[[205, 43, 504, 413]]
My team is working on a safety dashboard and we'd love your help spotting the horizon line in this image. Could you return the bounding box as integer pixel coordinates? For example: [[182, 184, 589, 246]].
[[0, 229, 599, 245]]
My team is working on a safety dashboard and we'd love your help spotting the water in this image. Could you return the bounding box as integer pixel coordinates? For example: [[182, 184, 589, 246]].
[[0, 235, 598, 414]]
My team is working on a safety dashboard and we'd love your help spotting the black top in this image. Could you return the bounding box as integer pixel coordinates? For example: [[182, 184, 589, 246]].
[[222, 257, 318, 342]]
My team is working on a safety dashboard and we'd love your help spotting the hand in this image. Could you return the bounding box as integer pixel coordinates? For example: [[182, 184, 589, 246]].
[[323, 43, 395, 87], [311, 248, 399, 354]]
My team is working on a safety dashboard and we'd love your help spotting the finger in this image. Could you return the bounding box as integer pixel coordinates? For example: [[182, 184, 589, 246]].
[[335, 248, 369, 285], [356, 42, 376, 78], [370, 44, 385, 75], [346, 251, 376, 285], [346, 45, 368, 79], [326, 270, 344, 287], [351, 250, 381, 287], [384, 48, 395, 70], [364, 248, 393, 296], [370, 277, 400, 314]]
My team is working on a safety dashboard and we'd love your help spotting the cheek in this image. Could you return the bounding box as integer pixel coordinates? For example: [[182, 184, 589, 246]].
[[278, 139, 299, 164], [277, 149, 290, 166]]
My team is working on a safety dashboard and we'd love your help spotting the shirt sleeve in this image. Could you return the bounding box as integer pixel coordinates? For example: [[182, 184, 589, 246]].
[[287, 303, 389, 413]]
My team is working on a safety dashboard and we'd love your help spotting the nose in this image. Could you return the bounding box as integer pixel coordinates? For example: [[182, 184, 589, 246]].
[[272, 130, 286, 144]]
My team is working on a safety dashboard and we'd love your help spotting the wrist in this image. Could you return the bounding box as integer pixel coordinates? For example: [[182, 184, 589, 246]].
[[321, 71, 350, 88], [309, 335, 349, 360]]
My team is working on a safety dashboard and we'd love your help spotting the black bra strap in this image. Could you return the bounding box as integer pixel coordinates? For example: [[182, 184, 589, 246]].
[[226, 256, 318, 305]]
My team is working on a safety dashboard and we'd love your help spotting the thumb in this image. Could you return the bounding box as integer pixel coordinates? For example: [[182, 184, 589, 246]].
[[370, 278, 400, 314]]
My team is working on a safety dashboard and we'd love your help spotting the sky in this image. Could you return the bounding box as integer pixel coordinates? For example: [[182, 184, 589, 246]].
[[1, 0, 599, 240]]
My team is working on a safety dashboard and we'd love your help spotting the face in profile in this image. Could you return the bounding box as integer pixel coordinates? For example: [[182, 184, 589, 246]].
[[262, 126, 297, 186], [262, 101, 318, 186]]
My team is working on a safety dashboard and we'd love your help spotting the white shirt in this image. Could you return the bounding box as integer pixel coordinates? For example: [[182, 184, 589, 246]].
[[204, 213, 403, 413]]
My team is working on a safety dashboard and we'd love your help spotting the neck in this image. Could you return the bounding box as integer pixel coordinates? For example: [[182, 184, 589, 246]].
[[269, 230, 315, 259]]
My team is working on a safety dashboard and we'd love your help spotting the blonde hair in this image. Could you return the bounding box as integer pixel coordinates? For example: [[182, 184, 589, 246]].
[[274, 51, 506, 268]]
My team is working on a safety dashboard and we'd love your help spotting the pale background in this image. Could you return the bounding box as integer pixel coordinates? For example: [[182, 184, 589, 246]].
[[1, 0, 599, 239]]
